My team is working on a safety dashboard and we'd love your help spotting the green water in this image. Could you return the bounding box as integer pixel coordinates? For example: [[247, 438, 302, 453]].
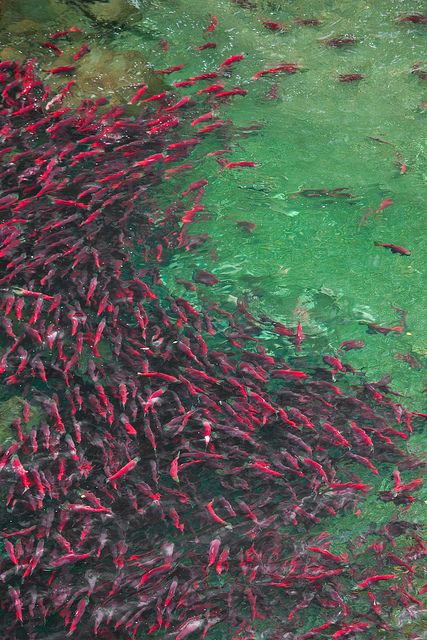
[[1, 2, 425, 413], [4, 0, 420, 405], [153, 0, 427, 408], [0, 2, 425, 636]]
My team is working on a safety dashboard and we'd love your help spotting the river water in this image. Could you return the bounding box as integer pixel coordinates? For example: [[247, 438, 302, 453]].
[[0, 1, 425, 638], [3, 0, 424, 404]]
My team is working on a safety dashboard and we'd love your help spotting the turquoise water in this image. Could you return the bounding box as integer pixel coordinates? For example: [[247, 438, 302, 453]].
[[0, 1, 425, 638], [3, 0, 423, 403]]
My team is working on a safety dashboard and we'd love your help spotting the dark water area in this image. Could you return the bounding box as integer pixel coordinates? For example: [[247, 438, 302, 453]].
[[0, 1, 425, 639]]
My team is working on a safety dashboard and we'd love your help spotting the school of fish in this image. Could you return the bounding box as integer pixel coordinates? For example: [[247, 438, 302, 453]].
[[0, 10, 425, 640]]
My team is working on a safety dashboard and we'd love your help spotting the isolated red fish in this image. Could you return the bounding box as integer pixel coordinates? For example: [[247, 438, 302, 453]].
[[128, 84, 148, 104], [182, 179, 208, 196], [194, 71, 219, 81], [174, 79, 194, 88], [41, 42, 63, 56], [295, 321, 304, 351], [73, 43, 90, 60], [375, 197, 393, 213], [398, 14, 427, 24], [155, 64, 185, 75], [206, 15, 218, 32], [330, 481, 371, 492], [261, 20, 286, 31], [338, 73, 365, 82], [197, 83, 224, 95], [215, 88, 248, 98], [223, 160, 257, 169], [307, 547, 348, 562], [219, 54, 245, 69], [395, 156, 407, 174], [142, 92, 168, 103], [49, 26, 82, 39], [265, 83, 280, 100], [196, 42, 217, 50], [198, 121, 227, 133], [165, 96, 191, 111], [42, 66, 76, 74], [191, 111, 215, 126], [374, 242, 411, 256], [252, 63, 299, 80], [357, 574, 397, 589], [363, 321, 404, 334], [349, 453, 379, 474]]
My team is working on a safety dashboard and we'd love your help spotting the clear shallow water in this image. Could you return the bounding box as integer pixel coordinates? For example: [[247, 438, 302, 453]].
[[1, 2, 425, 403], [0, 1, 425, 638]]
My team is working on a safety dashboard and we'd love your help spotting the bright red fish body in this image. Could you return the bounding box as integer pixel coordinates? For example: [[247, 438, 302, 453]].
[[219, 54, 245, 69], [374, 242, 411, 256]]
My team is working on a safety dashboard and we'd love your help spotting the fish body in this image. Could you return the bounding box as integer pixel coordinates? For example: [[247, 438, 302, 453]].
[[374, 242, 411, 256]]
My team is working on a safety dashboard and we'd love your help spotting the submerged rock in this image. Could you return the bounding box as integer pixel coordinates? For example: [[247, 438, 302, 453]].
[[73, 0, 140, 24], [60, 45, 166, 105]]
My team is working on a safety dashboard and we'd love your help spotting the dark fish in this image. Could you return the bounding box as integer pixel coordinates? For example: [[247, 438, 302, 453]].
[[193, 269, 219, 286], [323, 34, 357, 47], [231, 0, 256, 8], [338, 73, 365, 82], [294, 17, 322, 26], [338, 339, 365, 352], [398, 14, 427, 24], [236, 220, 256, 232], [252, 63, 299, 80], [261, 20, 286, 31], [374, 242, 411, 256], [73, 43, 90, 61], [41, 42, 63, 56], [412, 64, 427, 80], [394, 353, 422, 369], [195, 42, 217, 50]]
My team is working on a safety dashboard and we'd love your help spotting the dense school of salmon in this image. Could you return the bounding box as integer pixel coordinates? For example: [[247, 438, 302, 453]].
[[0, 9, 425, 640]]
